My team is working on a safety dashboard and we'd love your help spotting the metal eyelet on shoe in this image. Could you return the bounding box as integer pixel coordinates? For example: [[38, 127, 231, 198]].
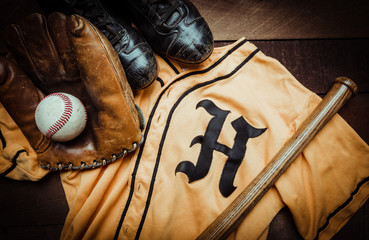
[[58, 162, 63, 171], [68, 163, 73, 170], [93, 160, 98, 168], [102, 159, 107, 166]]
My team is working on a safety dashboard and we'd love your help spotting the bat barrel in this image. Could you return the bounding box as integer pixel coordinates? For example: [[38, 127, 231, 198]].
[[196, 77, 357, 240]]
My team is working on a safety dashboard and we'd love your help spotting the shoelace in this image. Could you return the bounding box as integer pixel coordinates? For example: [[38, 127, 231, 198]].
[[67, 0, 127, 47], [144, 0, 181, 26]]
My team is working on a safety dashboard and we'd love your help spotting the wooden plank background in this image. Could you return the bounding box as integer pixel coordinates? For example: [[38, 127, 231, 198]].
[[192, 0, 369, 40], [0, 0, 368, 239]]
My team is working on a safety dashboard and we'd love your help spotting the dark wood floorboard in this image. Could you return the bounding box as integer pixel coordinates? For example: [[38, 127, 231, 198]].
[[192, 0, 369, 40], [1, 224, 64, 240], [0, 172, 68, 240]]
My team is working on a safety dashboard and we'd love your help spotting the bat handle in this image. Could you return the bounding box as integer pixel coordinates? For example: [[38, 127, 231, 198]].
[[196, 77, 357, 240]]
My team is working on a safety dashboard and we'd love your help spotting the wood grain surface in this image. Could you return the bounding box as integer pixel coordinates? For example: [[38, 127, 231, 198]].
[[192, 0, 369, 40]]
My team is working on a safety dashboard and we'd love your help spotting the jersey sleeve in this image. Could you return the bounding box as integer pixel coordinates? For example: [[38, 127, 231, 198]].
[[0, 102, 49, 180], [275, 94, 369, 240]]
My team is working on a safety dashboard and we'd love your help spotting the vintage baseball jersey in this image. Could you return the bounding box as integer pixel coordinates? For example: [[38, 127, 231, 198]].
[[1, 38, 369, 240]]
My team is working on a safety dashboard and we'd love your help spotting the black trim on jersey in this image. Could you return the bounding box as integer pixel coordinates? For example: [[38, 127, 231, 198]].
[[0, 130, 5, 149], [0, 149, 26, 177], [156, 77, 165, 87], [157, 53, 181, 74], [114, 38, 249, 240], [314, 175, 369, 239]]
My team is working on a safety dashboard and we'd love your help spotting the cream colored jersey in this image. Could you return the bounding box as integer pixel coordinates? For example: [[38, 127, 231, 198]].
[[1, 38, 368, 240]]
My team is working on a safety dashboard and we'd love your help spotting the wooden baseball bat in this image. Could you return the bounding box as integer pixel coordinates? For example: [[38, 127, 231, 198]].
[[196, 77, 358, 240]]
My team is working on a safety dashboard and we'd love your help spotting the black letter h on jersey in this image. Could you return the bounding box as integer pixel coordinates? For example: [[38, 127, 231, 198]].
[[175, 99, 266, 197]]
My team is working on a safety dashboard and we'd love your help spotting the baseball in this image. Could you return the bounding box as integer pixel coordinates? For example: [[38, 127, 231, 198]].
[[35, 92, 87, 142]]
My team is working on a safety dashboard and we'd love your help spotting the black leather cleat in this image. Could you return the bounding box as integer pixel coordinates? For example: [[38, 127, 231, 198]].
[[37, 0, 158, 90], [124, 0, 214, 64]]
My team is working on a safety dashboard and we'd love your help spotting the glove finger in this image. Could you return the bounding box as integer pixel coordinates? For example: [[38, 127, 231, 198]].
[[3, 13, 76, 94], [0, 56, 45, 149], [68, 15, 142, 147], [47, 12, 80, 84]]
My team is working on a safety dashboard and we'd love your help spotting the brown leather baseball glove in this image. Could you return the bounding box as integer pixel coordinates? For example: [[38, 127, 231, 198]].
[[0, 12, 144, 171]]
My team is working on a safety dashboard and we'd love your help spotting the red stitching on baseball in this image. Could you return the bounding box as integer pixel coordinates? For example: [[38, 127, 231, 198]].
[[45, 93, 73, 139]]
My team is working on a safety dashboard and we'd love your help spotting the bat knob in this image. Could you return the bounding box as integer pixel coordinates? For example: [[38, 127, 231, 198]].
[[335, 76, 358, 95]]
